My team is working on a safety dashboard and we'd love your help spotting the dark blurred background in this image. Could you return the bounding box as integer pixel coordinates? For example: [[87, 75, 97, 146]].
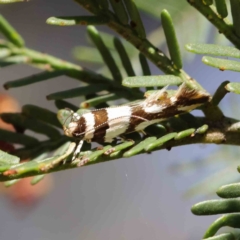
[[0, 1, 239, 239]]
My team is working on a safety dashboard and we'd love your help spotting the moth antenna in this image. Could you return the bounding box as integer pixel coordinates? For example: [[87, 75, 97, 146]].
[[63, 109, 74, 127], [131, 115, 149, 122]]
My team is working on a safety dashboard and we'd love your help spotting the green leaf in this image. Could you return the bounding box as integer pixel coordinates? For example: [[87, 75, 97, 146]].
[[217, 183, 240, 198], [4, 179, 20, 187], [196, 124, 209, 134], [123, 0, 146, 38], [192, 199, 240, 215], [80, 93, 120, 108], [4, 70, 66, 89], [203, 214, 240, 238], [88, 30, 123, 51], [0, 164, 11, 172], [203, 233, 235, 240], [114, 37, 135, 76], [31, 175, 45, 185], [109, 0, 128, 25], [230, 0, 240, 37], [0, 129, 39, 146], [186, 44, 240, 58], [123, 137, 157, 157], [80, 145, 113, 165], [161, 9, 182, 69], [46, 16, 109, 26], [212, 81, 230, 105], [11, 47, 80, 71], [0, 14, 24, 47], [47, 84, 109, 100], [215, 0, 228, 18], [0, 55, 29, 67], [139, 53, 151, 75], [0, 0, 26, 2], [31, 153, 49, 163], [0, 149, 20, 165], [203, 0, 213, 5], [109, 140, 135, 157], [87, 26, 122, 82], [145, 132, 177, 151], [145, 124, 167, 136], [52, 141, 72, 156], [55, 100, 78, 112], [202, 57, 240, 72], [122, 75, 182, 87], [0, 48, 11, 58], [174, 128, 195, 140], [1, 113, 61, 139], [225, 82, 240, 94], [22, 105, 61, 128], [5, 142, 76, 177], [13, 143, 76, 175], [13, 137, 67, 160]]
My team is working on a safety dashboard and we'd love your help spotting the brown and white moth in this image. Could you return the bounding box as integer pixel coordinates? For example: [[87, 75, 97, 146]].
[[63, 83, 210, 158]]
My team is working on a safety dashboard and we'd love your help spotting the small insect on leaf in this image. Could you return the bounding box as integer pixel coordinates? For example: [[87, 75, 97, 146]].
[[61, 84, 210, 161]]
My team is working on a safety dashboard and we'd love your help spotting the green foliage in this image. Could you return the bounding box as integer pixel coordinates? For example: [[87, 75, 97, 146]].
[[46, 16, 109, 26], [122, 75, 182, 87], [161, 9, 182, 69], [1, 0, 240, 238], [191, 173, 240, 239]]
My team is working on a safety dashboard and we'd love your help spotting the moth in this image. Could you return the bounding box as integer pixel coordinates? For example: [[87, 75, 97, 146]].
[[63, 83, 210, 159]]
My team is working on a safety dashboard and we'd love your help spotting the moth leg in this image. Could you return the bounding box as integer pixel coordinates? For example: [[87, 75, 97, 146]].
[[97, 145, 104, 150], [118, 135, 135, 144], [116, 134, 127, 142], [72, 139, 84, 161], [139, 130, 147, 135]]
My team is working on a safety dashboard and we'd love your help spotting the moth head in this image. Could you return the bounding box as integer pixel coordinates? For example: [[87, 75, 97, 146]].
[[64, 121, 78, 138], [63, 110, 84, 138]]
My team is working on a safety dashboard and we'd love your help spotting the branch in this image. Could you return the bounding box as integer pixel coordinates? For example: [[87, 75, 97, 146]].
[[1, 40, 143, 100], [187, 0, 240, 49], [0, 115, 239, 181], [74, 0, 203, 90]]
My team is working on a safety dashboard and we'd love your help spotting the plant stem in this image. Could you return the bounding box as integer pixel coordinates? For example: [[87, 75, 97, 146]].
[[2, 41, 143, 99], [187, 0, 240, 49], [1, 116, 240, 181], [74, 0, 203, 90]]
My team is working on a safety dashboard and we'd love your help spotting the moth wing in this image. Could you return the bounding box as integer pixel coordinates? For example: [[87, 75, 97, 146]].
[[94, 115, 148, 131], [174, 83, 210, 102], [145, 85, 169, 102]]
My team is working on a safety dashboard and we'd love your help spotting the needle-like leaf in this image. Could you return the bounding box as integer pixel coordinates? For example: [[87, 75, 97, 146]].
[[123, 75, 182, 87], [47, 16, 109, 26]]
